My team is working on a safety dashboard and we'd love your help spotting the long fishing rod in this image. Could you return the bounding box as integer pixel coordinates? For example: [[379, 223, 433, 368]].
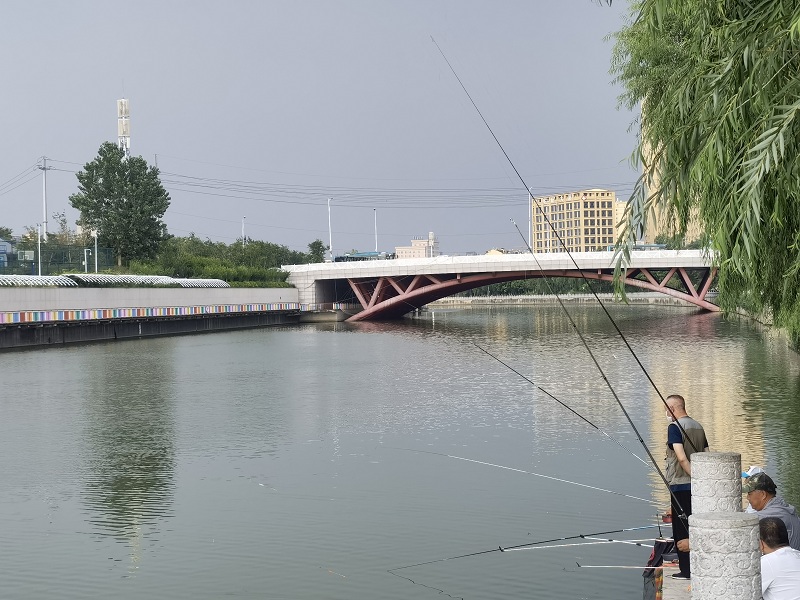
[[508, 219, 700, 455], [430, 37, 695, 519], [400, 447, 658, 505], [474, 342, 653, 470], [576, 563, 670, 569], [504, 537, 657, 552], [429, 36, 701, 456], [387, 523, 661, 572]]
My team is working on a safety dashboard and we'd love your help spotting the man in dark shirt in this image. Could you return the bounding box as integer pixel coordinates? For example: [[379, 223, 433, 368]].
[[664, 394, 709, 580]]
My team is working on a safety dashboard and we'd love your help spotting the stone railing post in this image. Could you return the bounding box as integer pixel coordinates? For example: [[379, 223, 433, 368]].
[[691, 452, 743, 514], [689, 513, 761, 600]]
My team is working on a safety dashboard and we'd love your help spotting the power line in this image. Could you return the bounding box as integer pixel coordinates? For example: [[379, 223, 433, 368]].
[[0, 163, 40, 193], [0, 173, 39, 197], [157, 152, 633, 183]]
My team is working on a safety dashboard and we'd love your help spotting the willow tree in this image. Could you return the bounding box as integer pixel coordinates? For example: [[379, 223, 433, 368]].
[[610, 1, 800, 343], [70, 142, 170, 267]]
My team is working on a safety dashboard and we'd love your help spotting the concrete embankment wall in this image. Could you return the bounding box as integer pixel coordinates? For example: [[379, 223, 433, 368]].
[[0, 287, 300, 350]]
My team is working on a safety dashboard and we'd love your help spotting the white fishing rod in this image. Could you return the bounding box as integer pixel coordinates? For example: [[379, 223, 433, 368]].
[[402, 447, 658, 505]]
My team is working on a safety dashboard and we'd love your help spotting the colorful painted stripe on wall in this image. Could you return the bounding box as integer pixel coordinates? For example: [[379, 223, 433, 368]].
[[0, 303, 302, 325]]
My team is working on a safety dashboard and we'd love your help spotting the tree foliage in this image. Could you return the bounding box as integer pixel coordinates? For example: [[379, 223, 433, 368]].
[[611, 1, 800, 343], [307, 239, 327, 263], [0, 226, 13, 240], [129, 234, 321, 287], [70, 142, 170, 266]]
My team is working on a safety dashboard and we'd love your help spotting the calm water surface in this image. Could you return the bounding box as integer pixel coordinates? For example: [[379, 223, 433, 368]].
[[2, 305, 799, 599]]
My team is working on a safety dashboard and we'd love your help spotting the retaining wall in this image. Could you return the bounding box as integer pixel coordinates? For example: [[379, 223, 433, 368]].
[[0, 287, 301, 350]]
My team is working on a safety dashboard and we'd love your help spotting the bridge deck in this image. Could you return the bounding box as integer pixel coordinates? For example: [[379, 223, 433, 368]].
[[284, 250, 712, 280]]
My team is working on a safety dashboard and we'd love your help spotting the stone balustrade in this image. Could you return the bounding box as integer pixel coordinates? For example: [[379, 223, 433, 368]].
[[687, 452, 761, 600]]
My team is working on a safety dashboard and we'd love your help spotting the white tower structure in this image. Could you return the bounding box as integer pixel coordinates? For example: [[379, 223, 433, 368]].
[[117, 98, 131, 158]]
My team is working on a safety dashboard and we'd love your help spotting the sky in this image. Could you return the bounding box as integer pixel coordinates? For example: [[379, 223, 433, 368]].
[[1, 0, 637, 257]]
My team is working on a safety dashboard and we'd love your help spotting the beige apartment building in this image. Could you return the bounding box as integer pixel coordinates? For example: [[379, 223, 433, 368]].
[[640, 118, 703, 245], [395, 232, 440, 259], [530, 189, 625, 252]]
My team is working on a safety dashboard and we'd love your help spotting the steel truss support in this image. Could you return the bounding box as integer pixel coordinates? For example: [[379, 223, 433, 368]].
[[345, 267, 718, 322]]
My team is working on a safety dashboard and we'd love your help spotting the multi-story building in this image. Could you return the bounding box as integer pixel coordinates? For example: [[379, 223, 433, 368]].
[[530, 189, 625, 252], [640, 117, 703, 245], [395, 232, 439, 259]]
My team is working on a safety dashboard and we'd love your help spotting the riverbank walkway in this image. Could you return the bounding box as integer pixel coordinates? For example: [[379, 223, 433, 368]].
[[662, 563, 692, 600]]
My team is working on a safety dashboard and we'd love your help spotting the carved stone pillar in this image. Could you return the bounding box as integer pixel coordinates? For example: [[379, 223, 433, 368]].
[[691, 451, 742, 514], [689, 512, 760, 599]]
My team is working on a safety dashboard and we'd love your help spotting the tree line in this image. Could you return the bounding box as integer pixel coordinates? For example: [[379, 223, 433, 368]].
[[2, 142, 327, 284]]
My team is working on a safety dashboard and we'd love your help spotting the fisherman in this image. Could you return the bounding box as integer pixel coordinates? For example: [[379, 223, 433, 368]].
[[744, 472, 800, 551], [664, 394, 709, 580], [759, 516, 800, 600]]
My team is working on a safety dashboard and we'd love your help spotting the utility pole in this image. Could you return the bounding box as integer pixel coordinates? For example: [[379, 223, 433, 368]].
[[38, 157, 52, 241], [242, 216, 246, 246], [328, 198, 333, 261]]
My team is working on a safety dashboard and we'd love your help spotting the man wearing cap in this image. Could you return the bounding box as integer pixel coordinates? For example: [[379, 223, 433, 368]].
[[664, 394, 709, 580], [759, 517, 800, 600], [744, 472, 800, 550]]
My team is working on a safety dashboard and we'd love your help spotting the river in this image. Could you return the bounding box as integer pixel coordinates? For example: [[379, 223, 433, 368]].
[[1, 305, 799, 599]]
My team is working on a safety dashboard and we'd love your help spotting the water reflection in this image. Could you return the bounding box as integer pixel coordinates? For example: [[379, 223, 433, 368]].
[[397, 306, 787, 506], [741, 329, 800, 502], [80, 341, 176, 563]]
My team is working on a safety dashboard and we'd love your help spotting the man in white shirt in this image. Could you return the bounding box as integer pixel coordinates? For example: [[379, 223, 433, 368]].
[[760, 517, 800, 600]]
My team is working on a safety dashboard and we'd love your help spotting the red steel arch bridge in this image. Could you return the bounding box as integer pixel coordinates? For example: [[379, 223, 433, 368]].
[[283, 250, 718, 322]]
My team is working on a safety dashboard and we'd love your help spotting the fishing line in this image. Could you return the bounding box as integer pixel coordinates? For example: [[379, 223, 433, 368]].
[[509, 219, 700, 454], [387, 523, 661, 572], [431, 37, 696, 519], [502, 537, 656, 552], [431, 36, 698, 452], [474, 342, 653, 470], [429, 36, 700, 454], [398, 447, 658, 505]]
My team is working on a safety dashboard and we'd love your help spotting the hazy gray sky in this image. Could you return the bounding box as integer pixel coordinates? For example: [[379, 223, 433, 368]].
[[2, 1, 635, 256]]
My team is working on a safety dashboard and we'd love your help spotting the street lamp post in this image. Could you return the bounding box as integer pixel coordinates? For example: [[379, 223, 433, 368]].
[[327, 198, 333, 261], [84, 248, 92, 273], [92, 230, 98, 272], [528, 188, 533, 250], [36, 224, 42, 276]]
